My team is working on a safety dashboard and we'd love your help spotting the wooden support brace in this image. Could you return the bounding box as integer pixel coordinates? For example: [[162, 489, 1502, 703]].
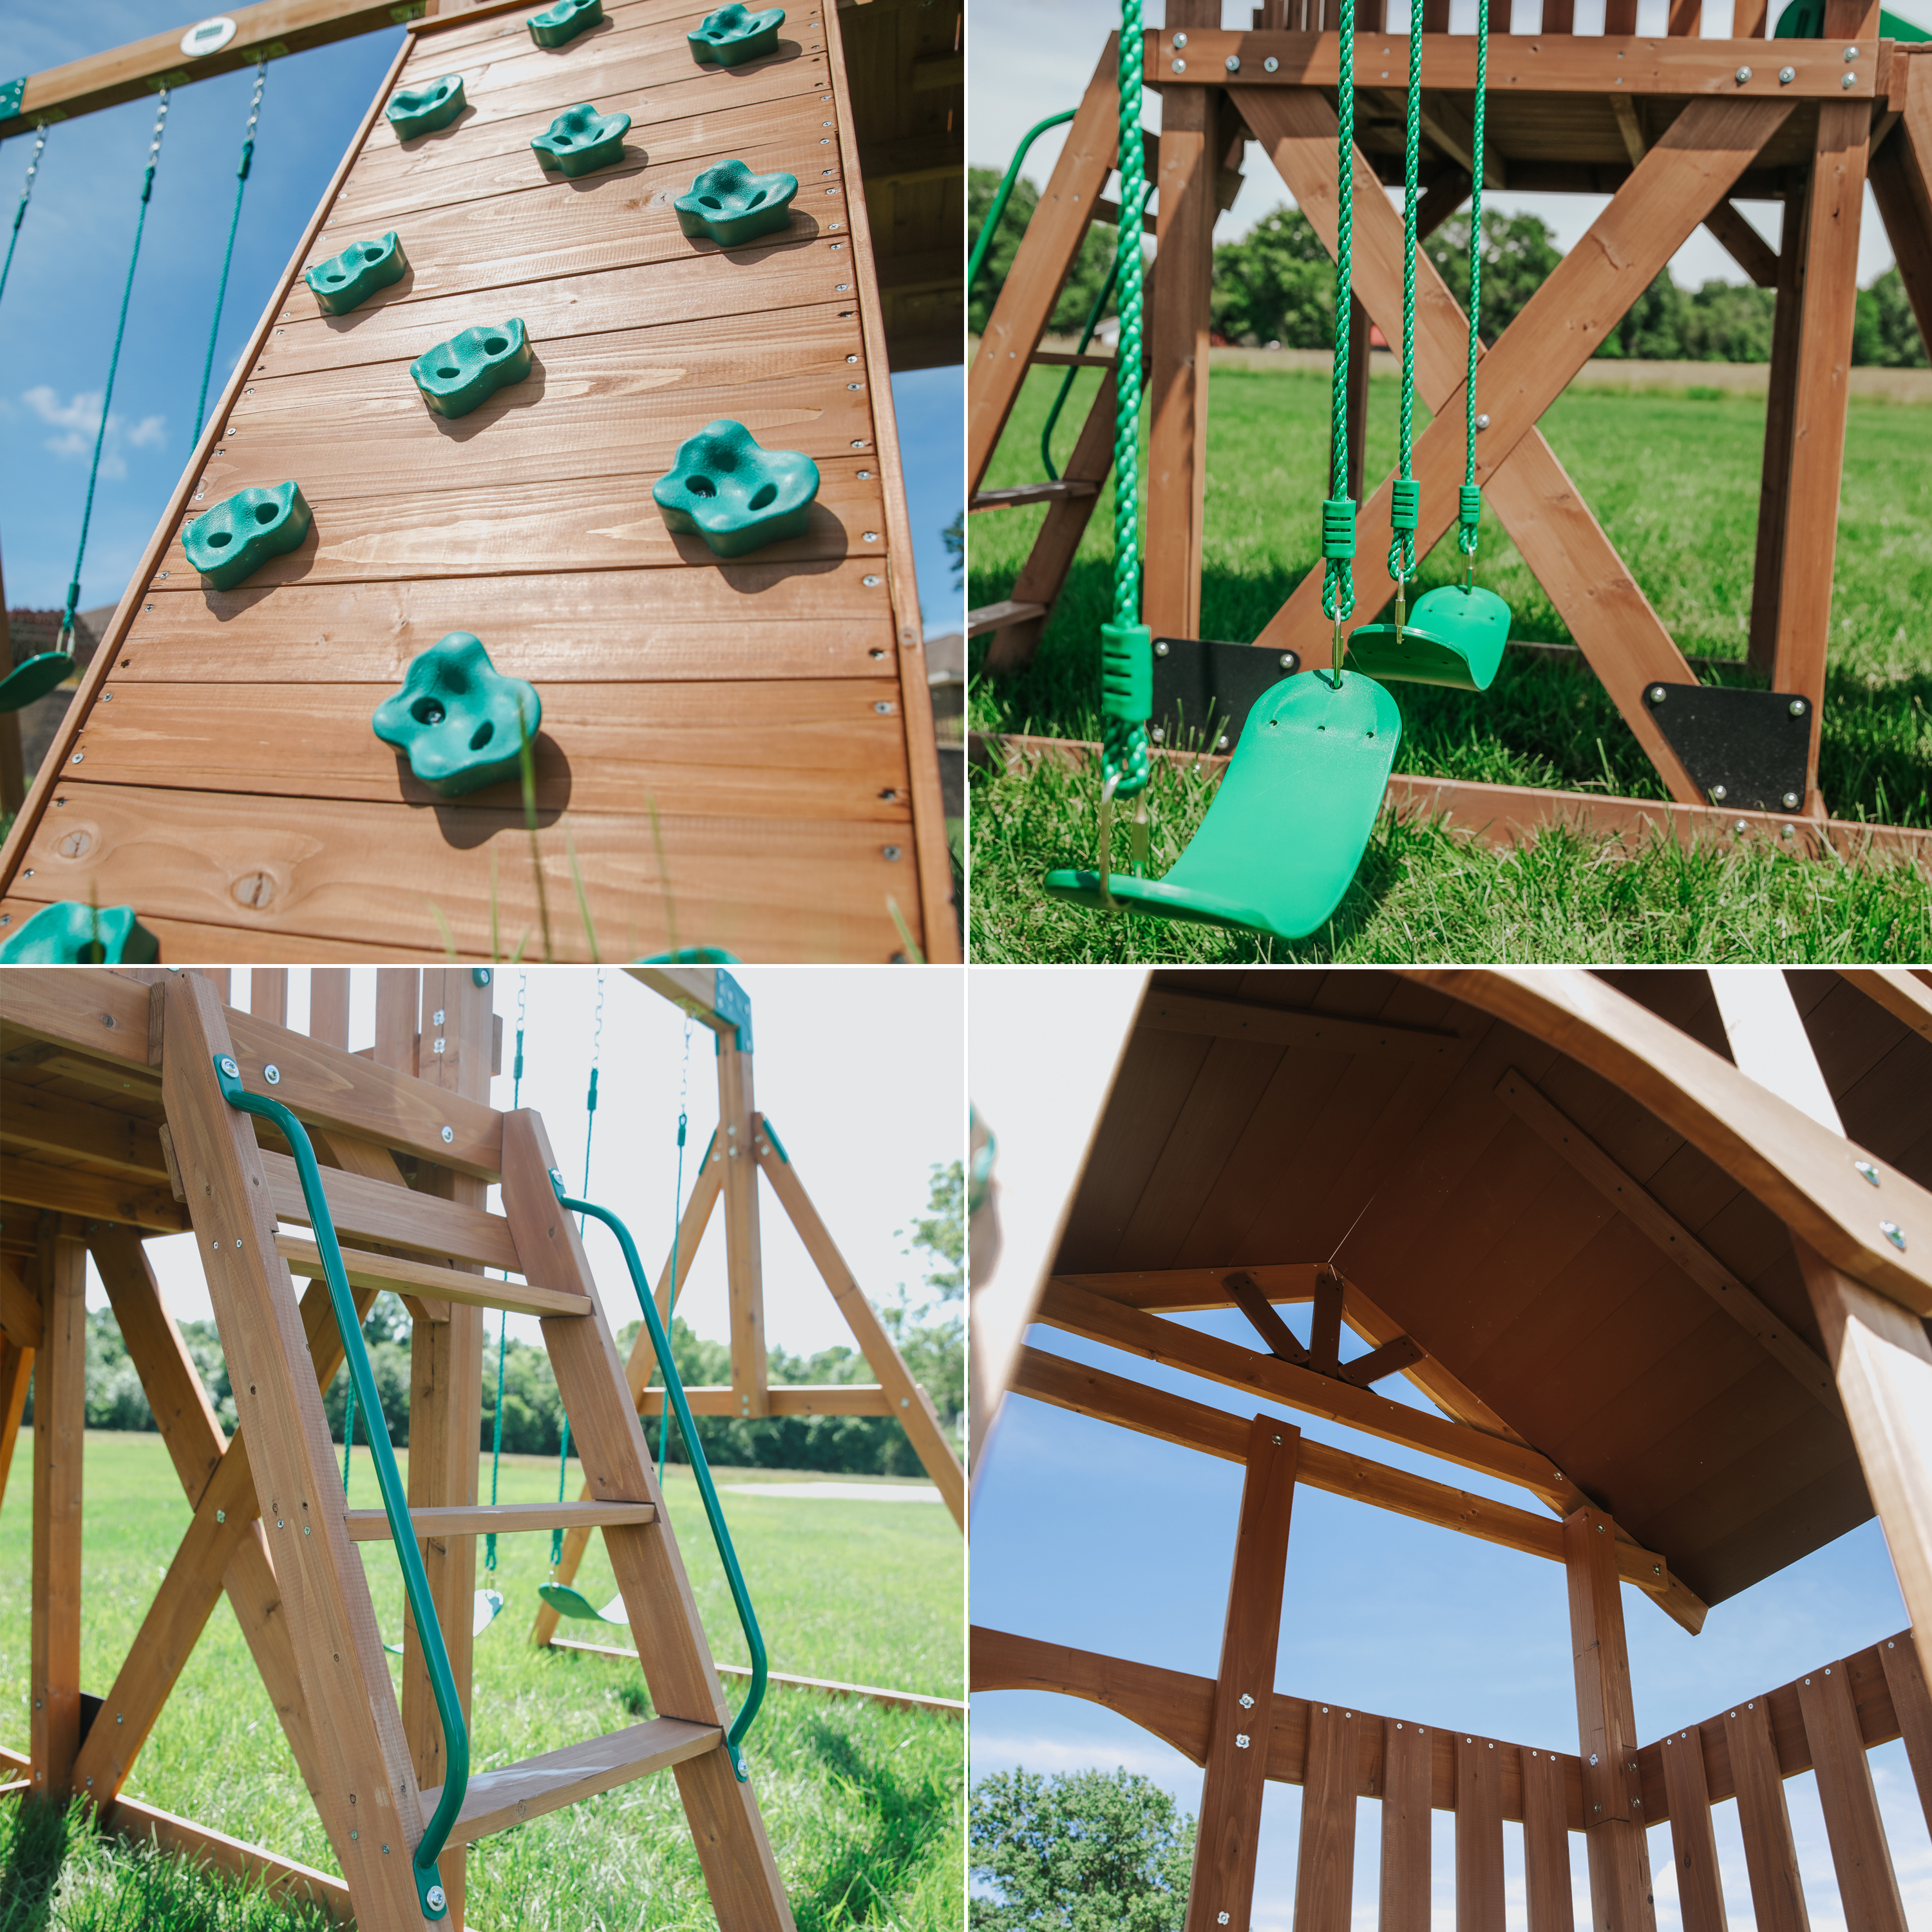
[[1867, 53, 1932, 354], [717, 1039, 770, 1419], [30, 1218, 86, 1800]]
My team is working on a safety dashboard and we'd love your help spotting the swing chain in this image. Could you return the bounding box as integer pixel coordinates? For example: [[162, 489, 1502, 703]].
[[0, 122, 50, 312], [192, 56, 269, 449]]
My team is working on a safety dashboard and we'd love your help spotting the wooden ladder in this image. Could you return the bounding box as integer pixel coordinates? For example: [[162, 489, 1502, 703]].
[[154, 970, 794, 1932]]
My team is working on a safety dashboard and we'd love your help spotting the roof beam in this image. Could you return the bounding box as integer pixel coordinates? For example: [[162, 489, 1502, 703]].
[[1137, 987, 1466, 1061]]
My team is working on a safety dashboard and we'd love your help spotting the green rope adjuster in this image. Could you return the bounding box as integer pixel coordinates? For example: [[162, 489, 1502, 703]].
[[547, 1172, 767, 1780], [214, 1054, 465, 1920]]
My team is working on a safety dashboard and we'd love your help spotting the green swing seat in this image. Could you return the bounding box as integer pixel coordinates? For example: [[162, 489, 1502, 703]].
[[1045, 668, 1401, 940], [1341, 582, 1511, 691], [538, 1582, 629, 1625], [0, 651, 76, 713]]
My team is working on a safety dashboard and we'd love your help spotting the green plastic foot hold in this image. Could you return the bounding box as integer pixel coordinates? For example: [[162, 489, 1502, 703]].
[[1343, 583, 1511, 692], [184, 482, 312, 592], [0, 903, 160, 965], [387, 75, 465, 138], [531, 102, 631, 177], [304, 231, 408, 315], [527, 0, 603, 46], [688, 3, 785, 66], [653, 419, 818, 558], [409, 319, 533, 418], [373, 632, 542, 797], [674, 158, 797, 247]]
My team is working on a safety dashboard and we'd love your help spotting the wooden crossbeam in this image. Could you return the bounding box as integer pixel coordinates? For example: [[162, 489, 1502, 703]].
[[261, 1148, 520, 1274], [1704, 199, 1780, 286], [274, 1233, 592, 1320], [344, 1501, 657, 1542]]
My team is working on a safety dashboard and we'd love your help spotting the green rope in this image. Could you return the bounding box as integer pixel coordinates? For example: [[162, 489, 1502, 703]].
[[1387, 5, 1423, 600], [341, 1368, 357, 1495], [59, 91, 170, 656], [1099, 0, 1151, 808], [1320, 0, 1358, 646], [1460, 0, 1491, 565], [192, 57, 267, 450], [0, 124, 49, 314]]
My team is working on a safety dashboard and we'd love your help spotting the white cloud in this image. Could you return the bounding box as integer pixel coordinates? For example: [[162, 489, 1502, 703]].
[[126, 413, 166, 449], [21, 387, 164, 475], [26, 384, 103, 432]]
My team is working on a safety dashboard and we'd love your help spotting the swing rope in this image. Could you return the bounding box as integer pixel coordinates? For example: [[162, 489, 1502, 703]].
[[487, 972, 527, 1578], [1385, 3, 1424, 634], [342, 1368, 357, 1495], [60, 91, 170, 657], [1458, 0, 1490, 574], [1320, 0, 1359, 672], [553, 972, 604, 1569], [0, 124, 48, 314], [191, 56, 267, 449], [657, 1018, 694, 1489]]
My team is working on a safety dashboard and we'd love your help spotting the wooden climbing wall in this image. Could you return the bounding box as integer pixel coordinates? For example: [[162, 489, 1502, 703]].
[[0, 0, 956, 963]]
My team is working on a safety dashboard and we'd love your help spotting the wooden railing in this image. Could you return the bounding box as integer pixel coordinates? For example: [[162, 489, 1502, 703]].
[[971, 1625, 1932, 1930]]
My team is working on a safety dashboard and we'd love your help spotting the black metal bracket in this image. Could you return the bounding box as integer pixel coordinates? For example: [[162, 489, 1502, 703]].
[[1150, 636, 1300, 755], [1641, 683, 1813, 813]]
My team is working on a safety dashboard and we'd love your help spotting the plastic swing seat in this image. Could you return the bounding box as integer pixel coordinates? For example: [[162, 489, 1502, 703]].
[[1340, 582, 1511, 691], [1044, 668, 1401, 940], [383, 1590, 505, 1656], [538, 1582, 628, 1625], [0, 652, 76, 713]]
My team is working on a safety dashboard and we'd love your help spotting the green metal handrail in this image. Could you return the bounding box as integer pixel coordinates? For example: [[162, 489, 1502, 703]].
[[549, 1173, 766, 1779], [968, 108, 1076, 294], [214, 1054, 467, 1922], [1041, 241, 1126, 482]]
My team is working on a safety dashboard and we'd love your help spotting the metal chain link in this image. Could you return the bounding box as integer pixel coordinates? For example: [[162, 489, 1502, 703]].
[[192, 55, 268, 447], [0, 123, 49, 312]]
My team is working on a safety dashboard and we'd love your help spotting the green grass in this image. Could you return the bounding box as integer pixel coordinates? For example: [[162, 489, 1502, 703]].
[[968, 366, 1932, 962], [1, 1434, 963, 1931]]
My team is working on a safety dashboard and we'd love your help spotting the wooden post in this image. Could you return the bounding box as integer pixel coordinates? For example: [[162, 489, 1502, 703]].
[[310, 969, 352, 1050], [1747, 182, 1808, 679], [717, 1034, 769, 1419], [1183, 1415, 1299, 1932], [1565, 1503, 1656, 1932], [1379, 1719, 1432, 1932], [30, 1218, 86, 1800], [1144, 9, 1222, 642]]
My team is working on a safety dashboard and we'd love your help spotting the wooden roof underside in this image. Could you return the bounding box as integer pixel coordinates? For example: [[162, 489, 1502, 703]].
[[1049, 969, 1932, 1609]]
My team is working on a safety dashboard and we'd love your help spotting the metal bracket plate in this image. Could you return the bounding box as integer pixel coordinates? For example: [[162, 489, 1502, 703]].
[[1150, 636, 1300, 755], [0, 79, 26, 120], [1642, 682, 1812, 812], [713, 969, 752, 1056]]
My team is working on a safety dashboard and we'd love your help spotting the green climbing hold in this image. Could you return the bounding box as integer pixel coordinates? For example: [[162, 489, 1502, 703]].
[[0, 652, 77, 712], [531, 102, 631, 178], [1044, 670, 1401, 941], [527, 0, 604, 46], [1343, 582, 1511, 692], [303, 231, 407, 315], [409, 319, 533, 418], [0, 902, 160, 965], [636, 947, 743, 963], [674, 158, 797, 247], [688, 3, 785, 66], [653, 419, 818, 558], [386, 75, 466, 139], [184, 482, 312, 592], [373, 632, 541, 797]]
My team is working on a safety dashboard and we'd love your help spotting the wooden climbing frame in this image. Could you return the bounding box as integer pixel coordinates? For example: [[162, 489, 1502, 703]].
[[967, 965, 1932, 1932], [967, 6, 1932, 858]]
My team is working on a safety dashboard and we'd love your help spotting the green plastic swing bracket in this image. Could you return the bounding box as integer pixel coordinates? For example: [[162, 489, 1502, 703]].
[[531, 102, 631, 177], [0, 80, 25, 121], [372, 632, 541, 797], [304, 231, 407, 314], [712, 969, 752, 1054], [757, 1115, 791, 1164], [0, 902, 159, 965], [386, 74, 465, 138], [652, 419, 818, 558], [546, 1171, 767, 1779], [527, 0, 604, 46], [184, 482, 312, 592], [214, 1056, 466, 1920], [409, 318, 532, 418], [674, 158, 797, 247], [688, 3, 786, 66]]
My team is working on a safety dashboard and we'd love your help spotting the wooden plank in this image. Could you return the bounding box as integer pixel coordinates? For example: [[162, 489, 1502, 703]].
[[1455, 1732, 1508, 1932], [7, 787, 914, 965], [161, 972, 426, 1920], [30, 1218, 86, 1800], [106, 1794, 354, 1924], [1749, 184, 1807, 677], [1836, 967, 1932, 1045], [1522, 1747, 1577, 1932], [275, 1233, 591, 1319], [0, 1084, 173, 1181], [262, 1149, 520, 1274], [1660, 1729, 1728, 1932], [1565, 1504, 1654, 1932], [311, 970, 353, 1049], [1309, 1269, 1345, 1377], [1379, 1718, 1432, 1932], [1703, 200, 1779, 286], [1294, 1701, 1360, 1932], [679, 1383, 893, 1415], [0, 1153, 190, 1235], [0, 967, 156, 1064], [717, 1039, 770, 1418], [1797, 1662, 1908, 1932], [755, 1126, 966, 1526], [346, 1501, 658, 1541], [65, 682, 914, 823], [1878, 1636, 1932, 1832], [499, 1106, 793, 1929], [1188, 1417, 1300, 1932], [1868, 55, 1932, 355], [1225, 1269, 1312, 1362], [548, 1637, 967, 1717], [1493, 1066, 1838, 1411], [1139, 989, 1464, 1059], [968, 41, 1119, 488], [0, 1255, 40, 1350], [120, 561, 898, 686], [1724, 1696, 1810, 1932]]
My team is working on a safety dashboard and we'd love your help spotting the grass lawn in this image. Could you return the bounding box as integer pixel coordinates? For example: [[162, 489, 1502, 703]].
[[967, 365, 1932, 962], [0, 1432, 963, 1931]]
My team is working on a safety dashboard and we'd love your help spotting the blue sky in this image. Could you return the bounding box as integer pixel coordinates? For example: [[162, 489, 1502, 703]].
[[0, 5, 961, 634], [971, 1303, 1929, 1931]]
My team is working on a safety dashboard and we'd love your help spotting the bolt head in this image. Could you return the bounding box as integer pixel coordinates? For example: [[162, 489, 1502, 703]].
[[1154, 639, 1170, 656], [1648, 685, 1666, 703], [1265, 54, 1279, 70], [1172, 29, 1187, 44], [1226, 53, 1240, 70], [1172, 56, 1186, 70], [1779, 64, 1795, 81], [219, 1056, 240, 1077], [1235, 1732, 1251, 1748], [426, 1886, 447, 1913], [1788, 697, 1806, 716], [1279, 652, 1295, 669], [1841, 70, 1856, 85], [264, 1063, 280, 1084], [1240, 1692, 1255, 1707], [883, 845, 903, 860], [1710, 784, 1727, 802], [440, 1125, 454, 1144], [1475, 412, 1490, 430], [1844, 44, 1859, 56], [1736, 64, 1753, 80], [1855, 1160, 1880, 1185], [1881, 1220, 1906, 1251], [1782, 791, 1800, 810]]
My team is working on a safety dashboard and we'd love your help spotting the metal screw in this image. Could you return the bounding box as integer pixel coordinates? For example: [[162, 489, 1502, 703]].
[[1789, 697, 1807, 716], [71, 751, 83, 764], [1841, 71, 1857, 86], [1475, 413, 1490, 430], [1778, 64, 1795, 82], [264, 1063, 280, 1084], [1173, 57, 1186, 70], [216, 1510, 225, 1522], [1736, 64, 1752, 81], [1150, 726, 1166, 743], [875, 700, 893, 714], [1881, 1220, 1906, 1251], [1226, 54, 1240, 70], [1734, 819, 1748, 833], [1782, 790, 1800, 809], [1710, 784, 1727, 802], [863, 574, 881, 586], [1649, 685, 1666, 703], [882, 845, 903, 860], [220, 1056, 240, 1077], [1218, 1917, 1230, 1925], [1265, 55, 1279, 70], [1280, 653, 1295, 670], [350, 1832, 357, 1841], [1154, 640, 1170, 656], [1235, 1733, 1251, 1748], [427, 1887, 447, 1913], [1240, 1693, 1255, 1708], [1173, 30, 1187, 44], [1216, 734, 1230, 750], [1855, 1160, 1880, 1186], [1844, 43, 1859, 56]]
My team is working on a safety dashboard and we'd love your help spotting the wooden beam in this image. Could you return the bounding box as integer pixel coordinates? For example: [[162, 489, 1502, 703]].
[[0, 1333, 32, 1516], [1223, 1269, 1310, 1363], [0, 1152, 191, 1234], [30, 1216, 86, 1801], [717, 1038, 770, 1419], [1703, 200, 1779, 287], [623, 965, 744, 1040], [1867, 53, 1932, 354], [1749, 183, 1807, 677], [345, 1501, 657, 1542], [273, 1233, 592, 1319], [1309, 1267, 1345, 1376], [0, 1258, 42, 1350], [106, 1794, 354, 1924], [547, 1636, 967, 1718], [1184, 1416, 1300, 1932], [1835, 967, 1932, 1044], [260, 1148, 519, 1274], [1493, 1065, 1839, 1412], [1610, 93, 1649, 169], [0, 1084, 173, 1181]]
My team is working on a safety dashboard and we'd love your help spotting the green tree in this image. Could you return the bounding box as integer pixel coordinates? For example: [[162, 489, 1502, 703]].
[[1855, 265, 1929, 367], [969, 1768, 1197, 1931], [1210, 204, 1334, 347], [970, 166, 1122, 337], [946, 509, 964, 588], [1423, 209, 1562, 344], [1680, 279, 1776, 361]]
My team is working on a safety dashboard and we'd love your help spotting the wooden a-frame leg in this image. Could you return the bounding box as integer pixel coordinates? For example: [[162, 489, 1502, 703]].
[[501, 1108, 795, 1932], [1345, 296, 1371, 506], [30, 1215, 86, 1802], [1183, 1416, 1298, 1932], [0, 1251, 35, 1511], [528, 1152, 722, 1649], [753, 1121, 966, 1530], [1748, 182, 1808, 681], [1566, 1502, 1657, 1932], [163, 973, 428, 1931], [1867, 54, 1932, 353], [718, 1037, 770, 1418]]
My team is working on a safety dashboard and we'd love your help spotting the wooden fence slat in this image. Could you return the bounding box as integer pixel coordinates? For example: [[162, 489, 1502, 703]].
[[1522, 1747, 1576, 1932], [1797, 1664, 1908, 1932], [1380, 1719, 1432, 1932], [1455, 1733, 1507, 1932], [1723, 1698, 1812, 1932], [1293, 1702, 1359, 1932], [1878, 1636, 1932, 1832], [1660, 1730, 1729, 1932]]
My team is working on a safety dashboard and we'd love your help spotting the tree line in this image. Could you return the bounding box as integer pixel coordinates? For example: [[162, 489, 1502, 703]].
[[969, 170, 1927, 368]]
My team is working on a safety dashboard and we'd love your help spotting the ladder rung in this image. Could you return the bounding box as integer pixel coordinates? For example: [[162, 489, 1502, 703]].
[[966, 599, 1047, 638], [342, 1501, 656, 1542], [423, 1718, 723, 1845], [971, 481, 1100, 512], [274, 1234, 592, 1320]]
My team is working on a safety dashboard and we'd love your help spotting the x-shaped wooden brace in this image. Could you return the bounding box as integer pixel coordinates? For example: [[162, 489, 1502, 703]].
[[1240, 88, 1796, 808]]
